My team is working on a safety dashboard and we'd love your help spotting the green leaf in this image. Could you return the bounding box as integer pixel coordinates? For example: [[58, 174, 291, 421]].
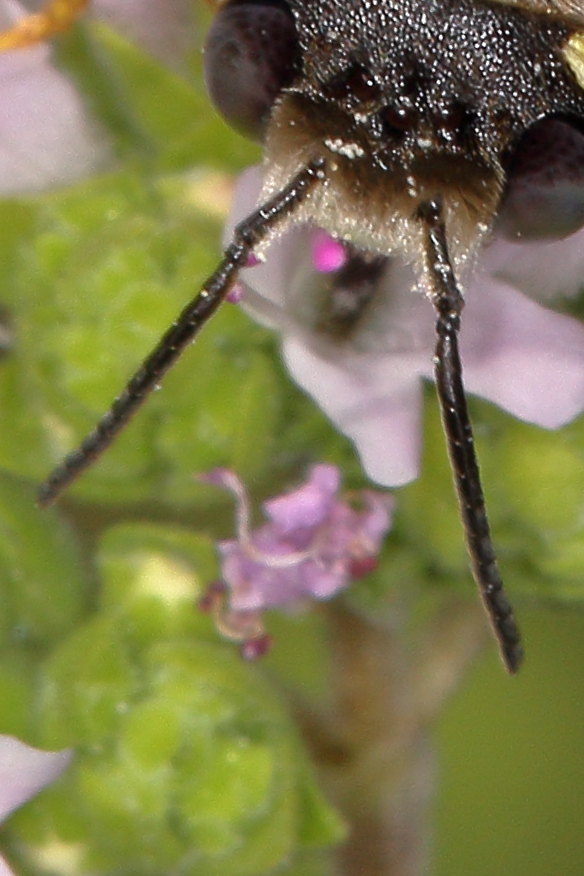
[[0, 474, 86, 649], [19, 609, 341, 875], [0, 169, 298, 504]]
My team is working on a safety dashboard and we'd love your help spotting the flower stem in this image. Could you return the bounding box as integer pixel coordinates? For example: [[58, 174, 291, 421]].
[[299, 597, 488, 875]]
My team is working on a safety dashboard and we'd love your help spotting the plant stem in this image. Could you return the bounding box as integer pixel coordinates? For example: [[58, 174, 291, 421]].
[[298, 597, 488, 875]]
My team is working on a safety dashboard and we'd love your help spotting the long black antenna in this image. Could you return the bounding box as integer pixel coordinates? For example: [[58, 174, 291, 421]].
[[417, 199, 523, 674], [38, 160, 325, 508]]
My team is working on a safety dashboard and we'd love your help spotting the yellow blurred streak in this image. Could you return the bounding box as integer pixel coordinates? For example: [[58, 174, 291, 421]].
[[184, 169, 234, 220], [0, 0, 89, 50], [565, 32, 584, 91]]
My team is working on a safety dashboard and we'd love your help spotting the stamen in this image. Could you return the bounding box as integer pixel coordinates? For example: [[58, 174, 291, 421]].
[[200, 468, 316, 568], [311, 230, 347, 273], [226, 284, 244, 304]]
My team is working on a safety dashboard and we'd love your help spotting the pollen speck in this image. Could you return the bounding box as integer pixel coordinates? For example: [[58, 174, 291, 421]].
[[324, 137, 366, 159]]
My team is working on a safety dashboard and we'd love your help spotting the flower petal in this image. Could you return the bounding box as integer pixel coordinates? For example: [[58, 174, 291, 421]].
[[283, 335, 424, 486], [486, 227, 584, 302], [0, 735, 71, 821], [263, 463, 340, 531], [226, 164, 584, 487], [462, 276, 584, 428], [0, 2, 109, 194], [204, 466, 393, 637], [0, 853, 15, 876], [359, 491, 395, 545]]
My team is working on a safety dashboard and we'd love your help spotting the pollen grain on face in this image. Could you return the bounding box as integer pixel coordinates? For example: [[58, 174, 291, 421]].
[[324, 137, 366, 159]]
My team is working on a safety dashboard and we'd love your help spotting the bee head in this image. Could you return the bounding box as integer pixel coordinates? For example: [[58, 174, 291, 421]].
[[205, 0, 584, 266]]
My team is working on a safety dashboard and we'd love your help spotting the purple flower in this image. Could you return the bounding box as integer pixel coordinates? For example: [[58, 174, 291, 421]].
[[0, 0, 194, 194], [0, 0, 107, 193], [225, 166, 584, 487], [199, 465, 393, 655], [0, 735, 71, 875]]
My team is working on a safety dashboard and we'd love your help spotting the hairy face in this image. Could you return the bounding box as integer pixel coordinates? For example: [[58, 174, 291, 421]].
[[254, 0, 584, 262]]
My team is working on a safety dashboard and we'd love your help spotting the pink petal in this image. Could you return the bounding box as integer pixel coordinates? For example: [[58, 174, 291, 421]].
[[223, 167, 295, 325], [225, 167, 433, 486], [0, 853, 16, 876], [225, 164, 584, 488], [0, 33, 109, 194], [283, 335, 425, 486], [300, 561, 348, 599], [0, 735, 71, 821], [485, 227, 584, 303], [462, 277, 584, 428], [263, 464, 340, 531], [360, 492, 395, 544]]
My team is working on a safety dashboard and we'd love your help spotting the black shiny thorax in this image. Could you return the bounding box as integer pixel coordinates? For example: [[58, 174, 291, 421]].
[[284, 0, 584, 167]]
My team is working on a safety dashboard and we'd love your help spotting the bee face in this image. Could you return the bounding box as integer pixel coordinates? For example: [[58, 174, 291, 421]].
[[267, 0, 584, 253], [206, 0, 584, 259], [289, 0, 577, 156]]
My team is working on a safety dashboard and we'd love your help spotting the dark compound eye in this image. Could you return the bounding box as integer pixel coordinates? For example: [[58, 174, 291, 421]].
[[203, 0, 299, 141], [498, 117, 584, 241]]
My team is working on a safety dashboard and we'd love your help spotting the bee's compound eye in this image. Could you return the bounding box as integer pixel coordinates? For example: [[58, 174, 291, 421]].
[[498, 118, 584, 241], [203, 0, 299, 141]]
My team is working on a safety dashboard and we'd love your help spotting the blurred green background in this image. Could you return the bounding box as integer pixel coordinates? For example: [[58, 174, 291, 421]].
[[437, 607, 584, 876]]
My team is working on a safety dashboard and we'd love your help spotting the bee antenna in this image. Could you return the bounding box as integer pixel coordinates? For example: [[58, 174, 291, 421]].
[[38, 159, 326, 508], [417, 198, 523, 674]]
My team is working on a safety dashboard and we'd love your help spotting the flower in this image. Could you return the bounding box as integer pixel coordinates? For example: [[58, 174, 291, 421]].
[[0, 0, 195, 194], [199, 464, 393, 656], [0, 735, 71, 875], [0, 0, 108, 193], [225, 166, 584, 487]]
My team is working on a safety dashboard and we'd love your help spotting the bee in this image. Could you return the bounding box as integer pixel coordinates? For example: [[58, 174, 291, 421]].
[[37, 0, 584, 673]]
